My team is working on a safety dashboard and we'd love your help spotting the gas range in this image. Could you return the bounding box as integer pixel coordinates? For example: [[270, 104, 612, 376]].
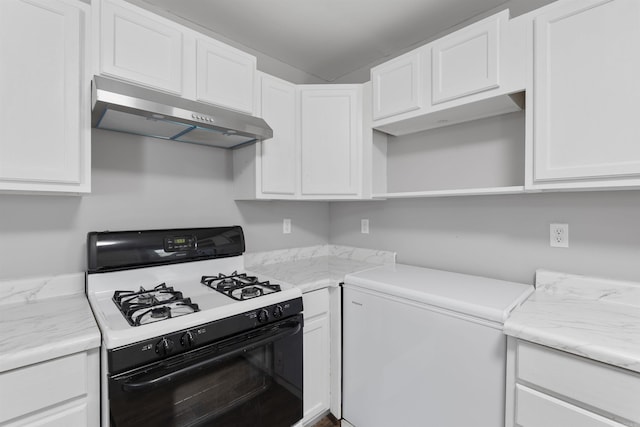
[[87, 256, 300, 350], [86, 226, 304, 427]]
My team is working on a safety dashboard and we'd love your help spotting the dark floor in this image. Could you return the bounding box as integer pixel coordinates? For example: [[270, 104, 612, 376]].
[[311, 414, 341, 427]]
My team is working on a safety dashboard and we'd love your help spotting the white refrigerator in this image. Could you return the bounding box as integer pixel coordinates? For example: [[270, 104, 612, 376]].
[[342, 264, 533, 427]]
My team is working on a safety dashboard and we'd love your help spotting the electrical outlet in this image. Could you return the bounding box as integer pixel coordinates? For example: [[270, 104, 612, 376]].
[[283, 218, 291, 234], [361, 219, 369, 234], [550, 223, 569, 248]]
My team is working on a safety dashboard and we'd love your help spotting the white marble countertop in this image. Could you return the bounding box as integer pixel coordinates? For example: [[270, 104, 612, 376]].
[[504, 270, 640, 373], [245, 245, 396, 293], [0, 273, 101, 373]]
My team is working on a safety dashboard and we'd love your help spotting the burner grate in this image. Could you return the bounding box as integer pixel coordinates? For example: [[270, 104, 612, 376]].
[[201, 272, 281, 301], [112, 283, 200, 326]]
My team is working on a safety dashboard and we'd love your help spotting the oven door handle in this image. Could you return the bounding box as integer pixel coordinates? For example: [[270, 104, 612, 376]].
[[120, 319, 302, 392]]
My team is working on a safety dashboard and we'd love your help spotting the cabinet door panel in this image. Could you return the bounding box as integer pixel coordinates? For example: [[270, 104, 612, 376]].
[[101, 0, 183, 94], [300, 87, 361, 196], [303, 314, 330, 422], [0, 0, 83, 185], [534, 0, 640, 181], [196, 38, 255, 113], [259, 75, 296, 196], [432, 13, 501, 104], [372, 49, 425, 120], [516, 385, 624, 427]]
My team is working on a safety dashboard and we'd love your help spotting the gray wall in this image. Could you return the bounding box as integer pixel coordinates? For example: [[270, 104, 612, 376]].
[[329, 191, 640, 286], [330, 113, 640, 286], [0, 130, 329, 280]]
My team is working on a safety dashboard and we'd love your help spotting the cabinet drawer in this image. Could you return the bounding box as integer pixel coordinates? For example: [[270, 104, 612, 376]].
[[303, 288, 330, 319], [0, 352, 87, 423], [517, 341, 640, 424], [516, 385, 625, 427]]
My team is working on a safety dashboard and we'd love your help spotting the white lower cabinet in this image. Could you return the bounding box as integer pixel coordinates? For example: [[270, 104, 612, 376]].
[[516, 385, 625, 427], [0, 349, 99, 427], [0, 0, 90, 193], [303, 288, 331, 424], [507, 339, 640, 427]]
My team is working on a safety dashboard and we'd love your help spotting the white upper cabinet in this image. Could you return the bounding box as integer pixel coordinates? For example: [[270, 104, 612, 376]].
[[234, 76, 373, 201], [96, 0, 258, 112], [431, 11, 502, 105], [196, 37, 255, 114], [258, 74, 297, 196], [300, 85, 363, 198], [99, 0, 183, 94], [372, 9, 525, 137], [531, 0, 640, 189], [0, 0, 90, 193], [371, 48, 428, 121], [233, 73, 297, 199]]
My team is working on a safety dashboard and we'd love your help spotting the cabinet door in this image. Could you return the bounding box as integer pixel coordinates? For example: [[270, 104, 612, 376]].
[[300, 86, 362, 197], [534, 0, 640, 182], [196, 37, 255, 113], [0, 0, 89, 192], [100, 0, 183, 94], [431, 11, 503, 105], [303, 289, 331, 423], [516, 385, 625, 427], [259, 74, 297, 197], [371, 48, 426, 120]]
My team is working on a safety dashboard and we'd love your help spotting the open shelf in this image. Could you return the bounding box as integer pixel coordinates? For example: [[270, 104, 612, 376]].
[[373, 185, 525, 199]]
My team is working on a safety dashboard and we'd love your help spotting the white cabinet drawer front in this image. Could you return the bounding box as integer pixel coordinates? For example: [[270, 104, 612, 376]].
[[303, 288, 330, 319], [371, 49, 425, 120], [516, 385, 625, 427], [533, 0, 640, 182], [431, 12, 502, 104], [0, 352, 87, 423], [517, 341, 640, 424], [101, 0, 183, 94], [196, 38, 255, 114]]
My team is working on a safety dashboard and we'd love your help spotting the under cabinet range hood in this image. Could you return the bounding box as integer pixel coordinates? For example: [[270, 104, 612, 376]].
[[91, 76, 272, 149]]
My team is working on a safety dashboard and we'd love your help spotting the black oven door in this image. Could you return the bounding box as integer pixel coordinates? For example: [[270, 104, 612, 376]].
[[108, 315, 303, 427]]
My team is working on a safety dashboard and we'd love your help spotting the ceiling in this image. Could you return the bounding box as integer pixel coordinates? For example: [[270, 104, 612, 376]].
[[137, 0, 550, 82]]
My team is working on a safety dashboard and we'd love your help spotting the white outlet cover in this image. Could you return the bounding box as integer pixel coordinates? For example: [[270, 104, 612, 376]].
[[361, 219, 369, 234], [550, 223, 569, 248], [283, 218, 292, 234]]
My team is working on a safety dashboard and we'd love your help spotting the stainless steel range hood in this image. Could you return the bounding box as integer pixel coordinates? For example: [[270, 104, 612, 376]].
[[91, 76, 272, 149]]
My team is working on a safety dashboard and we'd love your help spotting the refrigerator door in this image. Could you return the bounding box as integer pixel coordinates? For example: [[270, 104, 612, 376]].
[[342, 285, 507, 427]]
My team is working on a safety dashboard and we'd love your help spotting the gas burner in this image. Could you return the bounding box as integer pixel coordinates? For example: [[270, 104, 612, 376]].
[[131, 300, 200, 326], [201, 272, 281, 301], [240, 286, 263, 300], [113, 283, 200, 326]]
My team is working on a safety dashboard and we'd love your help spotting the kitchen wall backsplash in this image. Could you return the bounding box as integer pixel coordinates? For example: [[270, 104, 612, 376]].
[[329, 190, 640, 286], [245, 244, 396, 267], [0, 129, 329, 281]]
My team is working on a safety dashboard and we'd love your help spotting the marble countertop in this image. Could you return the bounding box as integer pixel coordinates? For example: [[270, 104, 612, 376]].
[[245, 245, 396, 293], [504, 270, 640, 373], [0, 273, 101, 373]]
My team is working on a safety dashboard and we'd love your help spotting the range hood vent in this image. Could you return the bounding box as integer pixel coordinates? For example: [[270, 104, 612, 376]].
[[91, 76, 272, 149]]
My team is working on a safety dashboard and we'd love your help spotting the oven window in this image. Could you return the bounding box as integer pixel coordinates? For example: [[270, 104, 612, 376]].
[[109, 325, 302, 427]]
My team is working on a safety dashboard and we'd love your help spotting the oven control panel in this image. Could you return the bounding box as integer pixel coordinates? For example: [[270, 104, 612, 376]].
[[164, 235, 196, 252], [108, 297, 304, 375]]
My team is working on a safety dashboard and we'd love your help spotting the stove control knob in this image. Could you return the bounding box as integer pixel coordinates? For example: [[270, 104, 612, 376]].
[[273, 305, 284, 319], [156, 337, 175, 356], [257, 309, 269, 323], [181, 331, 197, 348]]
